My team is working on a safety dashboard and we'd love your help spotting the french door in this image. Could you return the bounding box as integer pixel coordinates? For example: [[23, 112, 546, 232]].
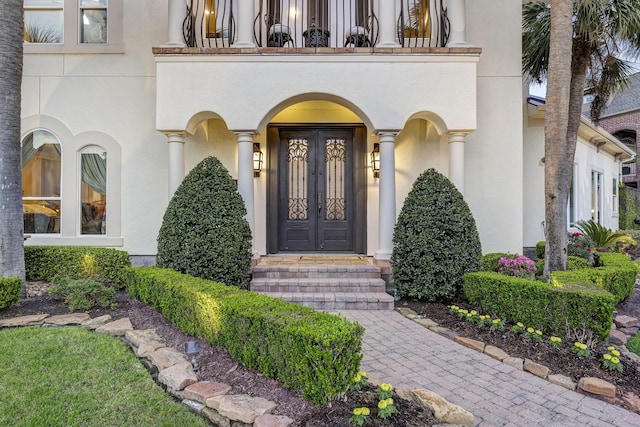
[[268, 126, 366, 252]]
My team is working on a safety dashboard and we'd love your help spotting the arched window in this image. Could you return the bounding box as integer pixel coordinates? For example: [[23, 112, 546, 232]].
[[22, 129, 62, 234], [79, 145, 107, 235]]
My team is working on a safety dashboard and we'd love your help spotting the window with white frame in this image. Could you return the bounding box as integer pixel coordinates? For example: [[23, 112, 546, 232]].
[[612, 178, 618, 214], [79, 0, 107, 44], [24, 0, 122, 53], [80, 146, 107, 234], [591, 170, 603, 224], [24, 0, 64, 43], [22, 130, 62, 234]]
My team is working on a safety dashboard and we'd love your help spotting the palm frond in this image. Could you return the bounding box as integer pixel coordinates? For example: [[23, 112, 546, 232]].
[[575, 220, 628, 248]]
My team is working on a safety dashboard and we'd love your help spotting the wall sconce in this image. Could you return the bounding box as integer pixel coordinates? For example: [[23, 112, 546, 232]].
[[370, 143, 380, 178], [253, 143, 264, 177]]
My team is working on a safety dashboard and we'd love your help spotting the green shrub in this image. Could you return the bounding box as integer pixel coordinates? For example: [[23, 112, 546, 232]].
[[156, 156, 252, 289], [627, 332, 640, 357], [24, 246, 131, 288], [551, 252, 639, 303], [481, 253, 516, 272], [0, 278, 21, 309], [535, 241, 545, 260], [619, 185, 640, 230], [392, 169, 482, 301], [126, 267, 363, 404], [575, 220, 633, 249], [49, 277, 117, 311], [537, 256, 590, 274], [464, 272, 615, 341]]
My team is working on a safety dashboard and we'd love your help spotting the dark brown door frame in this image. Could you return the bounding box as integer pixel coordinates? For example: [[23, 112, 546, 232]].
[[267, 124, 366, 254]]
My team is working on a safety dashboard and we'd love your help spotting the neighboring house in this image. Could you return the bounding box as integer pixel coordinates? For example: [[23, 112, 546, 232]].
[[24, 1, 616, 265], [523, 95, 635, 251], [591, 72, 640, 193]]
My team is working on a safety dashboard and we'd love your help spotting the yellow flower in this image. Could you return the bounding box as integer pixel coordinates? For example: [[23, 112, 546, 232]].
[[550, 336, 561, 343], [493, 319, 500, 324], [574, 342, 581, 347], [580, 343, 587, 350], [470, 310, 477, 315], [380, 383, 393, 392], [535, 330, 542, 336], [358, 370, 367, 377], [611, 357, 620, 364], [611, 350, 620, 357], [378, 400, 389, 410], [466, 313, 473, 317], [361, 408, 370, 416], [353, 374, 361, 383], [517, 322, 524, 327], [385, 398, 394, 405], [608, 346, 615, 351], [603, 354, 612, 360], [527, 327, 534, 333], [353, 408, 363, 416]]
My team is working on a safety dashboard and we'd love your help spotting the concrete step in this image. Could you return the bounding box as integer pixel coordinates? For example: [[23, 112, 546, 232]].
[[250, 277, 387, 293], [256, 291, 395, 310]]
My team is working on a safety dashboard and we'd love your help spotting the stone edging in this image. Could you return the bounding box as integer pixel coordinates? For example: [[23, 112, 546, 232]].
[[396, 307, 640, 413], [0, 311, 478, 426]]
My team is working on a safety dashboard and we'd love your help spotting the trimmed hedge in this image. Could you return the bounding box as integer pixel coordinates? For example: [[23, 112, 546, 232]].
[[481, 253, 516, 272], [0, 278, 21, 309], [464, 272, 615, 341], [126, 267, 364, 404], [24, 246, 131, 288], [550, 252, 639, 303]]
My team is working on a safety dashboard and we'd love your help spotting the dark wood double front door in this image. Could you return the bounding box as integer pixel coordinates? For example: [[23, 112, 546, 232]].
[[267, 125, 366, 253]]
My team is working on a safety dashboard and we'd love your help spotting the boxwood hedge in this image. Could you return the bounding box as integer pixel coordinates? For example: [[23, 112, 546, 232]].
[[126, 267, 364, 405], [0, 278, 21, 309], [464, 272, 615, 342], [24, 246, 131, 288]]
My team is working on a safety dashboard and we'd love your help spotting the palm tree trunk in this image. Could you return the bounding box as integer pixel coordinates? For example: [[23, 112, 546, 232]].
[[543, 0, 574, 276], [0, 0, 26, 281]]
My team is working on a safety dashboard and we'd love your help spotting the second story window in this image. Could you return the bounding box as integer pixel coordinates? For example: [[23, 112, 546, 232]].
[[24, 0, 63, 44], [80, 0, 107, 44]]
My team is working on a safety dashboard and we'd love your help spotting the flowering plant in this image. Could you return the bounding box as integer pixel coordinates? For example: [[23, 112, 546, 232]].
[[478, 314, 493, 328], [349, 370, 369, 392], [571, 341, 590, 358], [567, 232, 600, 266], [548, 336, 562, 348], [511, 322, 525, 334], [378, 383, 394, 400], [525, 327, 543, 342], [490, 318, 505, 331], [602, 346, 623, 372], [377, 398, 399, 419], [349, 407, 370, 426], [497, 255, 537, 279]]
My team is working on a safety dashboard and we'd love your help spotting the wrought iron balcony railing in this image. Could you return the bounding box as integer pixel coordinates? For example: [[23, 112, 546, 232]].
[[183, 1, 449, 49]]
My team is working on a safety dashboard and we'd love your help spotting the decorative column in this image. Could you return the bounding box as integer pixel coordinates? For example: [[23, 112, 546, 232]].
[[376, 132, 398, 260], [448, 132, 467, 194], [165, 0, 186, 46], [376, 0, 400, 47], [231, 1, 256, 48], [165, 132, 186, 198], [446, 0, 468, 47], [235, 132, 256, 244]]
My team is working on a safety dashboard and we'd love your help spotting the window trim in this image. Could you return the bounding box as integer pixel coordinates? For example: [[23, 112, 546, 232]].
[[24, 0, 123, 54], [591, 169, 603, 224]]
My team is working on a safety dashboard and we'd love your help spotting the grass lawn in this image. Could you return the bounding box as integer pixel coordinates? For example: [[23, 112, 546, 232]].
[[0, 326, 209, 427]]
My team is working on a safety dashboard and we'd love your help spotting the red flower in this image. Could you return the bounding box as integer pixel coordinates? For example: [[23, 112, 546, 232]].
[[572, 232, 582, 237], [574, 244, 579, 249], [587, 248, 592, 252], [596, 248, 601, 252]]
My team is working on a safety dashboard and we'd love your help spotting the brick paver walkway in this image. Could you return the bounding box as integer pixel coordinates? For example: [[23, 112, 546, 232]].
[[339, 310, 640, 427]]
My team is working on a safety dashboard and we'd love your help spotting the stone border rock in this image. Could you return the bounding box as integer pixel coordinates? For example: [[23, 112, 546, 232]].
[[395, 307, 640, 413], [0, 313, 291, 427]]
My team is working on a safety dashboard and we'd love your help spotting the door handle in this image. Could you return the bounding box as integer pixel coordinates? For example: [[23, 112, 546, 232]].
[[318, 192, 322, 216]]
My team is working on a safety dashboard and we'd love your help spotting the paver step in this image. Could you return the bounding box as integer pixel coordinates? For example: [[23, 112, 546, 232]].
[[250, 277, 387, 293], [251, 265, 382, 280], [257, 291, 395, 310]]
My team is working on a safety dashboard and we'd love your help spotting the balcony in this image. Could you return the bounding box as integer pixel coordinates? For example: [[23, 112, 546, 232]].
[[623, 162, 638, 187], [181, 0, 450, 50]]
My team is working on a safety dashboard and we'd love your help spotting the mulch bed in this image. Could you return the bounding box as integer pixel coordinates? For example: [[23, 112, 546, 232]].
[[397, 286, 640, 412], [0, 287, 438, 426]]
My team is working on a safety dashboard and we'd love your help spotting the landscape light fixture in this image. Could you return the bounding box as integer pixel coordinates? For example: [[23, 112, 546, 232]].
[[184, 341, 201, 372]]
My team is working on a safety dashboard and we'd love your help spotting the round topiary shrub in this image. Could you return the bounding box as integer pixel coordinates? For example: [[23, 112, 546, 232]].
[[156, 156, 252, 289], [391, 168, 482, 301]]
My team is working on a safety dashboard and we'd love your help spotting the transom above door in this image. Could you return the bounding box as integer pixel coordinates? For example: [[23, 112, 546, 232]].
[[267, 125, 366, 253]]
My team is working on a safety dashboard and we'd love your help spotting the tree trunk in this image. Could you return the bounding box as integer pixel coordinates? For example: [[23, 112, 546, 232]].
[[543, 0, 574, 276], [0, 1, 26, 281]]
